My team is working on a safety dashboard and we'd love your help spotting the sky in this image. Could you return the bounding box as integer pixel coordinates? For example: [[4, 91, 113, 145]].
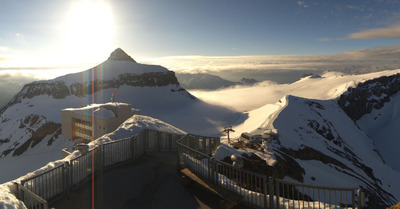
[[1, 0, 400, 72]]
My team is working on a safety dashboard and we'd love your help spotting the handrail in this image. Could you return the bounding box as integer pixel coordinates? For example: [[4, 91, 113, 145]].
[[274, 178, 356, 192], [13, 129, 186, 209], [13, 127, 364, 209], [176, 135, 362, 209], [21, 163, 66, 185], [17, 184, 49, 209]]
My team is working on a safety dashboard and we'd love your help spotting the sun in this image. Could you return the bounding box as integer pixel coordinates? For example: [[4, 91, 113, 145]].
[[61, 0, 114, 65]]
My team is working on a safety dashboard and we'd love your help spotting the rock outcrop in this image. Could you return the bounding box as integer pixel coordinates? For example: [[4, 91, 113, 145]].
[[338, 73, 400, 120], [107, 48, 136, 62]]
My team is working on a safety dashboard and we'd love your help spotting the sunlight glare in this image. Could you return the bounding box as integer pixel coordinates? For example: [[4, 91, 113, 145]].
[[61, 0, 114, 65]]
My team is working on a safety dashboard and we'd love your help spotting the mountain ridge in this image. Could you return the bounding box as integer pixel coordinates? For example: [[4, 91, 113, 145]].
[[0, 48, 244, 183]]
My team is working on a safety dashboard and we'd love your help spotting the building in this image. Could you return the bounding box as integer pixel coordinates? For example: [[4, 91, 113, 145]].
[[240, 129, 279, 143], [240, 132, 262, 141], [262, 129, 279, 142], [61, 102, 140, 143]]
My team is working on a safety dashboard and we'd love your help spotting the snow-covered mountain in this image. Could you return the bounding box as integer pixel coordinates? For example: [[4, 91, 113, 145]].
[[1, 48, 400, 207], [222, 72, 400, 207], [176, 73, 259, 90], [338, 73, 400, 172], [0, 48, 244, 183]]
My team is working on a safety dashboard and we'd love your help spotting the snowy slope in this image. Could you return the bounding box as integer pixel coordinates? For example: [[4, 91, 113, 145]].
[[0, 48, 244, 184], [98, 115, 186, 142], [0, 114, 185, 209], [212, 71, 400, 207], [273, 96, 399, 205], [192, 69, 400, 112], [357, 93, 400, 170], [222, 95, 400, 206], [337, 73, 400, 171]]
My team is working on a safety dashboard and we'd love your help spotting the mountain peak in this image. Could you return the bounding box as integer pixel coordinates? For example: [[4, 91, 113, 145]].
[[107, 48, 136, 62]]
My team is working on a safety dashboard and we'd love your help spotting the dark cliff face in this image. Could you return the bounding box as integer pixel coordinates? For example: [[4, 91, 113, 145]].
[[0, 114, 61, 158], [0, 71, 187, 113], [338, 73, 400, 121]]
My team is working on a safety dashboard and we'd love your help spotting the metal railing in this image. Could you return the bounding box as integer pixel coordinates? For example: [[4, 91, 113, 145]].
[[178, 134, 220, 156], [14, 129, 185, 209], [20, 163, 68, 202], [272, 179, 355, 209], [13, 128, 363, 209], [177, 136, 364, 209], [15, 183, 49, 209]]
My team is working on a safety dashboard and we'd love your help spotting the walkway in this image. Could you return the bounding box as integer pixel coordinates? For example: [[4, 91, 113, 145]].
[[51, 151, 248, 209]]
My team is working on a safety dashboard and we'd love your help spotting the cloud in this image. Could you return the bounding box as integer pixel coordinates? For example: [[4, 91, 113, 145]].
[[348, 23, 400, 39], [138, 44, 400, 82], [0, 46, 11, 53], [297, 1, 308, 8], [343, 44, 400, 60]]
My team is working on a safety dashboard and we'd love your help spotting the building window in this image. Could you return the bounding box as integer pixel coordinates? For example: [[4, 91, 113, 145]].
[[73, 118, 93, 140]]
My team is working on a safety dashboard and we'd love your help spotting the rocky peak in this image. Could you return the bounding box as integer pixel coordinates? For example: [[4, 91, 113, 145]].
[[107, 48, 136, 62]]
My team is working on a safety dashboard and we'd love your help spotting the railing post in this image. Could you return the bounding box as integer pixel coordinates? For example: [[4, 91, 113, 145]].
[[177, 142, 181, 170], [158, 131, 161, 152], [268, 177, 274, 209], [203, 138, 206, 154], [276, 180, 280, 209], [210, 157, 216, 184], [64, 162, 70, 196], [130, 137, 136, 161], [13, 182, 19, 200], [207, 157, 211, 181], [351, 188, 356, 209], [146, 129, 149, 151], [100, 143, 105, 172], [357, 188, 365, 209], [169, 133, 172, 151]]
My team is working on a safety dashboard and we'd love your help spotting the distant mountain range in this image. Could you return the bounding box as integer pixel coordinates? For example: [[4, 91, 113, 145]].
[[175, 73, 258, 90]]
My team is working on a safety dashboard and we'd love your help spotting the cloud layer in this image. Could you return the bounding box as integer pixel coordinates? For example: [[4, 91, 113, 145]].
[[139, 44, 400, 80], [348, 23, 400, 39]]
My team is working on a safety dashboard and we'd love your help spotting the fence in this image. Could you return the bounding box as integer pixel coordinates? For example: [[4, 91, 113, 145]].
[[13, 129, 185, 209], [177, 134, 220, 156], [13, 128, 364, 209], [177, 136, 364, 209]]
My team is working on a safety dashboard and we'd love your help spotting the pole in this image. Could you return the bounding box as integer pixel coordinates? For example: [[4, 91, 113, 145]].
[[223, 126, 235, 145]]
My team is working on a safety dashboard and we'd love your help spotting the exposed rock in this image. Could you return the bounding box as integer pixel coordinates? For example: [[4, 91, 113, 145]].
[[240, 78, 258, 85], [13, 121, 61, 156], [0, 138, 10, 146], [338, 73, 400, 120], [107, 48, 136, 62], [0, 71, 184, 112]]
